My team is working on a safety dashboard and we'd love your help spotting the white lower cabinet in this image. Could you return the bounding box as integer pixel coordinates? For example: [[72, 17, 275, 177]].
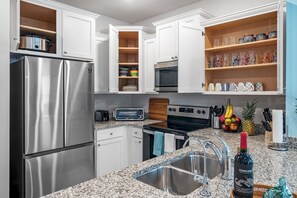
[[131, 127, 143, 164], [95, 126, 143, 177], [96, 136, 124, 177]]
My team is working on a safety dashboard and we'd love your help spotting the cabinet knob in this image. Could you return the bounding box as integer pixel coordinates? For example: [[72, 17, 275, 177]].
[[98, 144, 100, 147], [171, 57, 174, 59], [64, 51, 67, 54], [174, 56, 178, 59], [110, 133, 113, 135], [135, 132, 138, 134], [139, 141, 141, 143]]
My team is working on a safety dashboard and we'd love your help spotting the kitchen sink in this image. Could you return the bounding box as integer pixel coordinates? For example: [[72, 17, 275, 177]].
[[135, 166, 200, 195], [171, 154, 221, 179]]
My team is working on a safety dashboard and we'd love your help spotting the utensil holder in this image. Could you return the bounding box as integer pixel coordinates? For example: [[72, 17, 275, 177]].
[[212, 115, 221, 129]]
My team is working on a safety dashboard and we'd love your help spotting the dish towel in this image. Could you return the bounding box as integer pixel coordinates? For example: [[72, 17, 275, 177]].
[[164, 133, 176, 153], [153, 131, 164, 156]]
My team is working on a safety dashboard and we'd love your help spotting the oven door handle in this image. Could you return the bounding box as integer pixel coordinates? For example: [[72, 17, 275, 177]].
[[142, 129, 185, 140]]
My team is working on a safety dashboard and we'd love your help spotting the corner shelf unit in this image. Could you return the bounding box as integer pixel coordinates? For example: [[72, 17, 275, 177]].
[[204, 11, 281, 94]]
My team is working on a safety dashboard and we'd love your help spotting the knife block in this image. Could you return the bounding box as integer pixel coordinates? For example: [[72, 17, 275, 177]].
[[265, 130, 272, 145]]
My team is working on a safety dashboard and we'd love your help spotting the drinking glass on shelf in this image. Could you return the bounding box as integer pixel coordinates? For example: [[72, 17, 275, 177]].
[[223, 53, 232, 67], [208, 55, 215, 68], [222, 37, 229, 46], [229, 36, 236, 45], [214, 38, 221, 47], [231, 52, 240, 66], [248, 50, 257, 65], [262, 50, 271, 63], [215, 54, 223, 67], [239, 51, 248, 65], [271, 49, 277, 63]]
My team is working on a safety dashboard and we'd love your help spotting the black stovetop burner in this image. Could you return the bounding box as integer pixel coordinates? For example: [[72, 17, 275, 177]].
[[143, 104, 211, 136]]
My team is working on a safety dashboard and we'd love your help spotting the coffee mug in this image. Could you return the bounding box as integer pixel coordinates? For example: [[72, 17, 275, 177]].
[[215, 83, 222, 91], [208, 83, 215, 91], [229, 82, 238, 91], [255, 82, 264, 91], [221, 83, 230, 91], [237, 82, 245, 91], [245, 82, 254, 92]]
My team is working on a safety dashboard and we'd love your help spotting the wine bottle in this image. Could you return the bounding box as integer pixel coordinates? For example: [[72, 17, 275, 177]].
[[234, 132, 254, 198]]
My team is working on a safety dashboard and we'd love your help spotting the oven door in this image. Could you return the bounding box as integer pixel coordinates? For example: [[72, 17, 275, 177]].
[[142, 129, 187, 161], [154, 61, 178, 92]]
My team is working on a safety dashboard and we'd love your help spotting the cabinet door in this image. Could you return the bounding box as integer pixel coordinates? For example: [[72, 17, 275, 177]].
[[178, 22, 204, 93], [108, 24, 119, 93], [96, 137, 124, 177], [144, 38, 157, 93], [277, 0, 285, 94], [132, 137, 143, 165], [156, 22, 178, 62], [62, 10, 95, 60], [94, 37, 109, 93], [10, 0, 20, 51]]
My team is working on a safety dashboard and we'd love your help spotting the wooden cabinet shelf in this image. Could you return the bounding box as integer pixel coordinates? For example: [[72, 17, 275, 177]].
[[205, 63, 276, 71], [205, 38, 277, 53], [119, 47, 138, 54], [20, 25, 56, 34], [119, 63, 139, 66], [119, 76, 139, 79]]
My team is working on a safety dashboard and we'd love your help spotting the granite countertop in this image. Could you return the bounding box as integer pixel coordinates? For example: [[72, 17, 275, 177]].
[[94, 119, 162, 130], [44, 123, 297, 198]]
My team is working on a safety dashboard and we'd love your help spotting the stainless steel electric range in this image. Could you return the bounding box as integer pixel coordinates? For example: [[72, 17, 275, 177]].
[[142, 105, 211, 161]]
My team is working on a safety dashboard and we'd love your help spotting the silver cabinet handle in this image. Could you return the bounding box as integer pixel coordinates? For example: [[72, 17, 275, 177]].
[[64, 51, 67, 54], [171, 57, 174, 59], [135, 132, 138, 134], [110, 133, 113, 135], [139, 141, 141, 143], [174, 56, 178, 59], [98, 144, 100, 147]]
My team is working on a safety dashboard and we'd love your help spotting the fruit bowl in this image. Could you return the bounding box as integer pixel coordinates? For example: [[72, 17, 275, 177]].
[[220, 99, 241, 133]]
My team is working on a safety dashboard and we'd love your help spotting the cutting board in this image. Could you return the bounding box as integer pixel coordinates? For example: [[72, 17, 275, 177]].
[[148, 98, 169, 121]]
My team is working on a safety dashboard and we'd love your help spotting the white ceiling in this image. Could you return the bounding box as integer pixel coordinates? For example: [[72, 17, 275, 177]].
[[54, 0, 202, 23]]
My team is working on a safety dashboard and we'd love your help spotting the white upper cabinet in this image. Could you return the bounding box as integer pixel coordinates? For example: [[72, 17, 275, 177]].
[[144, 38, 157, 93], [178, 23, 204, 93], [94, 36, 109, 93], [10, 0, 98, 60], [156, 22, 178, 63], [108, 24, 119, 93], [109, 26, 153, 93], [62, 10, 95, 60]]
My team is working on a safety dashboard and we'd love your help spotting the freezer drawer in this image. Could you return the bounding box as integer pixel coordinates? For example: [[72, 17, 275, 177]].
[[24, 56, 64, 154], [25, 144, 95, 198], [64, 60, 94, 146]]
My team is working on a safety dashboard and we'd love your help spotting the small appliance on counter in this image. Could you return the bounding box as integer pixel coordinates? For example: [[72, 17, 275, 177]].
[[95, 110, 109, 122], [113, 107, 144, 121], [19, 34, 52, 52]]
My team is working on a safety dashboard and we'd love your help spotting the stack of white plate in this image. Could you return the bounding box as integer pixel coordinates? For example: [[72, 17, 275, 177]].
[[122, 85, 137, 91]]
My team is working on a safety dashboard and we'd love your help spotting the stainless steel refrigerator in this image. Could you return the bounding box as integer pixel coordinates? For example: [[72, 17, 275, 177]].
[[10, 56, 95, 198]]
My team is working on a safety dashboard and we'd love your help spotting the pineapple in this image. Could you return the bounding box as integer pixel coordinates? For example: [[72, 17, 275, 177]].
[[242, 99, 257, 136]]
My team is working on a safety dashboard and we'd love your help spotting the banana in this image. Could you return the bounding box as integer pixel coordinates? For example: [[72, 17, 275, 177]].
[[225, 99, 233, 119]]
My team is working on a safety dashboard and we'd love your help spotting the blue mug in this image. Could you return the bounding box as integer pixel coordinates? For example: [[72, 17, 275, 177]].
[[221, 83, 230, 91]]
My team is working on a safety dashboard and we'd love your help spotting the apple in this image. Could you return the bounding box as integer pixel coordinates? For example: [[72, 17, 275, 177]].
[[231, 117, 236, 123], [222, 124, 229, 131], [219, 114, 225, 123], [235, 117, 241, 124]]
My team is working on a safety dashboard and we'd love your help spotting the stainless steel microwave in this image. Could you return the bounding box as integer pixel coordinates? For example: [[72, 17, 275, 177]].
[[113, 108, 145, 121], [154, 60, 178, 92]]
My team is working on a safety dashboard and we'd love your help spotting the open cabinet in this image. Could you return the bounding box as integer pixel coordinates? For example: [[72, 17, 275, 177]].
[[109, 25, 149, 93], [202, 2, 285, 95], [11, 0, 58, 55]]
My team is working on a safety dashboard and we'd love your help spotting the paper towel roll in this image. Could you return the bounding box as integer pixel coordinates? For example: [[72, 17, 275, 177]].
[[272, 110, 283, 143]]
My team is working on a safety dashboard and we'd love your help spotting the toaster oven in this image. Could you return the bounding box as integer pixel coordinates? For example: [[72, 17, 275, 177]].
[[113, 108, 144, 121]]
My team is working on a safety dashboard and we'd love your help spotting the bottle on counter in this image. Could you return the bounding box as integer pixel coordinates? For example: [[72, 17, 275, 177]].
[[234, 132, 254, 198]]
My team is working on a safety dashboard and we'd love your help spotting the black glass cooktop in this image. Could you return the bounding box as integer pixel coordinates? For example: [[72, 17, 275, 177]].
[[143, 121, 208, 136]]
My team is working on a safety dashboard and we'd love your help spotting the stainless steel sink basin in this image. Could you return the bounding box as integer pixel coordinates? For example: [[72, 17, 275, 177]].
[[171, 154, 221, 179], [135, 166, 200, 195]]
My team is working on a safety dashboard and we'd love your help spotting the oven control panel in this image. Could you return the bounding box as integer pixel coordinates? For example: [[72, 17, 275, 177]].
[[167, 105, 210, 119]]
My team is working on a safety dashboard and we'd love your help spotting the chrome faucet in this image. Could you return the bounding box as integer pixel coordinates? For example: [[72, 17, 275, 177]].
[[204, 133, 232, 180], [183, 137, 211, 197]]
